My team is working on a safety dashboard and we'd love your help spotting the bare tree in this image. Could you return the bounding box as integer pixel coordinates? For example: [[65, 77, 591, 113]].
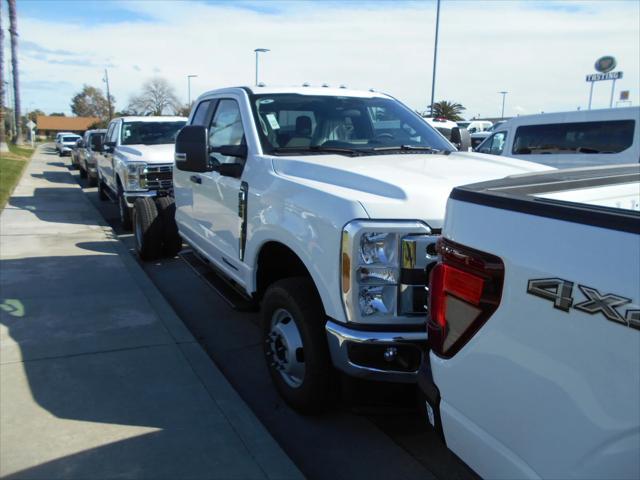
[[7, 0, 22, 145], [0, 1, 9, 152], [127, 77, 180, 116]]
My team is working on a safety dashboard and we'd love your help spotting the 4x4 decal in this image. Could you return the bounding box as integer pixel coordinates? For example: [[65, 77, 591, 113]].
[[527, 278, 639, 330]]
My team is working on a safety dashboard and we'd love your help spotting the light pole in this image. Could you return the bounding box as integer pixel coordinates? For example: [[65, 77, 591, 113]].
[[429, 0, 441, 117], [498, 91, 508, 119], [254, 48, 270, 86], [187, 74, 198, 105], [103, 69, 113, 120]]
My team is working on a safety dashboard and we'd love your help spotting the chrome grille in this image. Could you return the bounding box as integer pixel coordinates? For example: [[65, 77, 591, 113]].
[[399, 234, 440, 315], [143, 164, 173, 190]]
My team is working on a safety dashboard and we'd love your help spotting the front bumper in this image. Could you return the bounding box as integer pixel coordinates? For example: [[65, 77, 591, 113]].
[[325, 320, 427, 382], [123, 190, 159, 208]]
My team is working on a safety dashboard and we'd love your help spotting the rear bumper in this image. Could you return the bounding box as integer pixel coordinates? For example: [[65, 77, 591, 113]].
[[325, 320, 427, 383], [418, 351, 446, 443]]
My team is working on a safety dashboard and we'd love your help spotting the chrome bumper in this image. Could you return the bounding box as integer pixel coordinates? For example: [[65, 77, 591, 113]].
[[325, 320, 427, 383], [124, 190, 157, 208]]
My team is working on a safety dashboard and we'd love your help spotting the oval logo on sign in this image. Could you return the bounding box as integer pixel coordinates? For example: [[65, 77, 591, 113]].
[[595, 56, 617, 73]]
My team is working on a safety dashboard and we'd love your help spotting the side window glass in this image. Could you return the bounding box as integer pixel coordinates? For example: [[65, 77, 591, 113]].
[[192, 100, 213, 126], [108, 122, 119, 143], [489, 131, 506, 155], [208, 99, 245, 165], [105, 124, 115, 144]]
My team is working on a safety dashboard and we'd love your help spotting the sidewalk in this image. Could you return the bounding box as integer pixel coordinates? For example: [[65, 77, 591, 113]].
[[0, 145, 303, 480]]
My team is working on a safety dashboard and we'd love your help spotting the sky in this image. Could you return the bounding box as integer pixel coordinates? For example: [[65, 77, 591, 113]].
[[3, 0, 639, 119]]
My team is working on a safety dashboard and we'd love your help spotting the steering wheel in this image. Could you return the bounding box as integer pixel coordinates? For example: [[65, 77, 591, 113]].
[[374, 133, 394, 140]]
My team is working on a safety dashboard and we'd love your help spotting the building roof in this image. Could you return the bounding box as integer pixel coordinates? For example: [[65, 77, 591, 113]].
[[36, 115, 101, 131]]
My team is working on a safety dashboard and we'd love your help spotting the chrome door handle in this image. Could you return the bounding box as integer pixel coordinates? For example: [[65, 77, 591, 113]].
[[190, 175, 202, 184]]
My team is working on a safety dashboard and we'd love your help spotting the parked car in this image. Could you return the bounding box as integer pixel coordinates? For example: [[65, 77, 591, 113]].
[[420, 164, 639, 479], [465, 120, 492, 133], [93, 116, 187, 229], [456, 121, 471, 129], [55, 133, 81, 157], [74, 129, 106, 187], [424, 117, 460, 141], [54, 132, 73, 152], [132, 85, 550, 413], [469, 120, 506, 149], [474, 107, 640, 168]]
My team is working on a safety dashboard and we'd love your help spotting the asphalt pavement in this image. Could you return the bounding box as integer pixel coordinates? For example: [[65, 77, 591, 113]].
[[0, 144, 302, 479]]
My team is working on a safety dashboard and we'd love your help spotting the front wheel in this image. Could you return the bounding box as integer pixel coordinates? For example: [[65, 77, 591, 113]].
[[133, 198, 163, 260], [98, 176, 108, 201], [262, 277, 332, 414]]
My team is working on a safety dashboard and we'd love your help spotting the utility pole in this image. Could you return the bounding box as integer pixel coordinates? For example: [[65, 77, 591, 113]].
[[499, 91, 508, 119], [429, 0, 441, 117], [103, 69, 113, 120]]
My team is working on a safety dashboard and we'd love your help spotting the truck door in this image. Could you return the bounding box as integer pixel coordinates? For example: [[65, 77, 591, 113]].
[[193, 98, 247, 282], [174, 99, 216, 242]]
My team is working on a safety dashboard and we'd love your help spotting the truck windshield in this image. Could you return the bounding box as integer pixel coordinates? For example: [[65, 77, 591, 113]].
[[251, 94, 452, 155], [121, 121, 186, 145], [62, 136, 80, 142]]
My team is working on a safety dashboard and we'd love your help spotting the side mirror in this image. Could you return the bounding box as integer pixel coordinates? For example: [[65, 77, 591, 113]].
[[217, 163, 244, 178], [450, 127, 471, 152], [91, 135, 103, 152], [211, 145, 247, 158], [175, 125, 210, 172]]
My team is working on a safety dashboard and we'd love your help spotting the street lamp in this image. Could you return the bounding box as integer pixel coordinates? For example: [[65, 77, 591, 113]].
[[187, 74, 198, 105], [498, 91, 508, 119], [254, 48, 270, 86]]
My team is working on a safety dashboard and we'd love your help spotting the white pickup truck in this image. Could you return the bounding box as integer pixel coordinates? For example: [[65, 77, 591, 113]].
[[420, 164, 640, 479], [93, 116, 186, 229], [133, 86, 549, 413]]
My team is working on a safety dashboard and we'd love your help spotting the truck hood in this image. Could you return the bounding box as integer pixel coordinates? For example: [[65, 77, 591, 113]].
[[271, 152, 552, 228], [117, 144, 175, 164]]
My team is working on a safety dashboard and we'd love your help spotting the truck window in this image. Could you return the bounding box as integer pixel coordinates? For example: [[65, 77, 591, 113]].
[[512, 120, 635, 156], [108, 122, 119, 144], [192, 100, 214, 126], [208, 99, 245, 165]]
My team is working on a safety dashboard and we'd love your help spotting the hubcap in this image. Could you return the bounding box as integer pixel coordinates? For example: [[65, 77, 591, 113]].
[[266, 308, 305, 388]]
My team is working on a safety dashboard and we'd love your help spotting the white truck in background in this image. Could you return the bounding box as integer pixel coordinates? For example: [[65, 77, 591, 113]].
[[133, 85, 549, 413], [420, 164, 640, 479], [92, 116, 187, 229]]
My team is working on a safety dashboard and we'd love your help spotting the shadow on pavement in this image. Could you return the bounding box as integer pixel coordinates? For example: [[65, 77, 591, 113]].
[[0, 252, 268, 480]]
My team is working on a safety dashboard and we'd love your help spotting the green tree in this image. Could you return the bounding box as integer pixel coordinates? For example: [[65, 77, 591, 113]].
[[429, 101, 466, 121], [25, 109, 45, 123], [127, 77, 180, 116], [50, 112, 66, 117], [70, 85, 114, 120]]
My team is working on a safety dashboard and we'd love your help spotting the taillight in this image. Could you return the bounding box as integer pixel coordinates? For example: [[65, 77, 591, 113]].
[[427, 238, 504, 358]]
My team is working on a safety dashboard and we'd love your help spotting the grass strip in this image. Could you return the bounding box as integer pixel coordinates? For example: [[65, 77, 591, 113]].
[[1, 144, 35, 209]]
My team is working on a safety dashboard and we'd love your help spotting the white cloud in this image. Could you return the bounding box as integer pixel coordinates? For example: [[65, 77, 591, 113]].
[[15, 0, 640, 118]]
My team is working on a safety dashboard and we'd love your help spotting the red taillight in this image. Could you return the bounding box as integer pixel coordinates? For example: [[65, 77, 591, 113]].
[[427, 238, 504, 358]]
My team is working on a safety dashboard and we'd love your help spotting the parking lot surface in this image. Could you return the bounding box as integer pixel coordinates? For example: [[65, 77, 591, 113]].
[[0, 145, 302, 479]]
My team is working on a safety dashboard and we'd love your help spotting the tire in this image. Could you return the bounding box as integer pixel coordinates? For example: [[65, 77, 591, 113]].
[[155, 196, 182, 257], [133, 198, 163, 261], [117, 183, 132, 230], [87, 171, 97, 188], [262, 277, 332, 414], [79, 163, 87, 178], [98, 176, 109, 201]]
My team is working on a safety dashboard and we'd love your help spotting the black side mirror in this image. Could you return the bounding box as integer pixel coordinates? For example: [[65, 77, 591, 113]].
[[211, 145, 247, 158], [175, 125, 210, 172], [450, 127, 471, 152], [217, 163, 244, 178], [91, 135, 103, 152]]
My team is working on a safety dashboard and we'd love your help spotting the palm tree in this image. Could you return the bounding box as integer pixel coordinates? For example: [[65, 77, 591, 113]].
[[7, 0, 22, 145], [0, 1, 9, 152], [429, 101, 466, 122]]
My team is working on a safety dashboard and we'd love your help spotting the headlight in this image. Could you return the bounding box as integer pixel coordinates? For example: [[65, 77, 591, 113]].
[[341, 220, 432, 324], [126, 162, 147, 191]]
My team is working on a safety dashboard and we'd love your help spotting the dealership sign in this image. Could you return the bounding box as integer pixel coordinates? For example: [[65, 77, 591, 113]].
[[594, 56, 617, 73], [586, 71, 623, 82]]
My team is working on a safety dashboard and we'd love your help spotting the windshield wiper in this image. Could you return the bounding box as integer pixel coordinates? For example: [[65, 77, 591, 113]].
[[271, 146, 366, 157], [371, 144, 441, 153]]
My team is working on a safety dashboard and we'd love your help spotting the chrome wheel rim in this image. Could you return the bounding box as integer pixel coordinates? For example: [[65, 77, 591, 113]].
[[266, 308, 305, 388]]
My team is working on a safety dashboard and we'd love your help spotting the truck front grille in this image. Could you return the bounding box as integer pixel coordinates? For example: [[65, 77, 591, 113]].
[[399, 234, 440, 315], [143, 165, 173, 190]]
